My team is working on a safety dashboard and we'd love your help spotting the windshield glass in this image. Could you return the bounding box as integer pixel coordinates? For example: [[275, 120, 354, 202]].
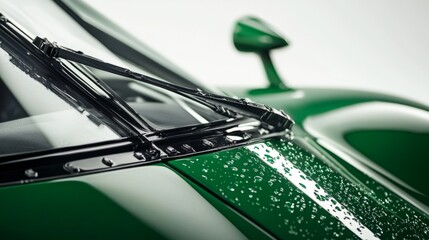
[[0, 46, 121, 156], [0, 0, 229, 156], [0, 0, 227, 132], [90, 68, 226, 129]]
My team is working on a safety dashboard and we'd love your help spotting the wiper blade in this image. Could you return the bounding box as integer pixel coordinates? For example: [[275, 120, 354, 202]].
[[33, 37, 294, 132]]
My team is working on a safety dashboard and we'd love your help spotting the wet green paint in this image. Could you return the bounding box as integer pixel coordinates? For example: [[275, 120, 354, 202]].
[[169, 138, 429, 239], [224, 87, 429, 210]]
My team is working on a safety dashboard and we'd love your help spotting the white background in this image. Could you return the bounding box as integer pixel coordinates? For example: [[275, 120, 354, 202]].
[[87, 0, 429, 105]]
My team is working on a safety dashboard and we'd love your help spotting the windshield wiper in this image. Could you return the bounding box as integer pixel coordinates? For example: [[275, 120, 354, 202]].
[[32, 37, 294, 132]]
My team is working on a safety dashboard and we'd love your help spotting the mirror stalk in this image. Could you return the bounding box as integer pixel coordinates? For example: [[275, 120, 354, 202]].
[[259, 51, 288, 90]]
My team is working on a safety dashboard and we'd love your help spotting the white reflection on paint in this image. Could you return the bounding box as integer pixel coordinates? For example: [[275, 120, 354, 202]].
[[246, 143, 378, 240]]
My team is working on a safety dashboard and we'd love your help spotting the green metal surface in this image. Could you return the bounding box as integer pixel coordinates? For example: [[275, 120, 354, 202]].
[[169, 137, 429, 239], [345, 129, 428, 197], [233, 16, 288, 52], [0, 180, 163, 240], [0, 165, 267, 240], [1, 4, 428, 239], [225, 88, 429, 126], [2, 135, 428, 239], [225, 87, 429, 214], [258, 51, 288, 89], [233, 16, 289, 89]]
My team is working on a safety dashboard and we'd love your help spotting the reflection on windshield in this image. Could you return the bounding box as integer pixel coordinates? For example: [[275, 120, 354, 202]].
[[0, 47, 120, 156]]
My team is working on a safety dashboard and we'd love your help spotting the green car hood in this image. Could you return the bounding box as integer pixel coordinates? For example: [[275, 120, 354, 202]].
[[170, 138, 429, 239], [0, 137, 428, 239], [226, 87, 429, 210]]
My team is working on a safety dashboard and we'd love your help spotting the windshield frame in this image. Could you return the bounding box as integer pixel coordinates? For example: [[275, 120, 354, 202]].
[[0, 8, 291, 188], [0, 8, 292, 164], [0, 12, 243, 162], [0, 13, 155, 158]]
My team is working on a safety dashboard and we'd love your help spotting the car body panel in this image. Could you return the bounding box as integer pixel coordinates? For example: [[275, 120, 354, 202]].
[[2, 137, 428, 239], [1, 1, 429, 239], [170, 137, 429, 239], [0, 164, 269, 240], [225, 87, 429, 210], [225, 87, 429, 126]]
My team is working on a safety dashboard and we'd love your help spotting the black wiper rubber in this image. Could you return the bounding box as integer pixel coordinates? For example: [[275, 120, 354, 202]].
[[33, 36, 294, 132]]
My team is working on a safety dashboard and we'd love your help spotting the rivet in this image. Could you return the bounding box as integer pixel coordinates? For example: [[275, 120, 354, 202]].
[[181, 144, 195, 153], [202, 139, 215, 148], [165, 146, 179, 155], [24, 169, 38, 178], [64, 163, 81, 173], [134, 152, 146, 161], [101, 157, 114, 167]]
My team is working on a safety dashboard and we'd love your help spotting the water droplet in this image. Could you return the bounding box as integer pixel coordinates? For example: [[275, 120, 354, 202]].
[[254, 176, 263, 183]]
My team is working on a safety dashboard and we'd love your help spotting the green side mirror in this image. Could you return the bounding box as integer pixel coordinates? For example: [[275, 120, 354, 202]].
[[233, 16, 290, 90]]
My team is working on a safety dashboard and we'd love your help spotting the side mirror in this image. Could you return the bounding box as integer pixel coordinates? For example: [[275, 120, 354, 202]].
[[233, 16, 290, 90]]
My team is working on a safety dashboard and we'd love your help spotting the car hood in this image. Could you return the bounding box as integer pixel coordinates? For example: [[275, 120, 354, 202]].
[[0, 137, 428, 240], [169, 137, 429, 239]]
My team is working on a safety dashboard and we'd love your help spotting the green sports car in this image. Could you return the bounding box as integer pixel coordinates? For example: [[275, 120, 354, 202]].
[[0, 1, 428, 239]]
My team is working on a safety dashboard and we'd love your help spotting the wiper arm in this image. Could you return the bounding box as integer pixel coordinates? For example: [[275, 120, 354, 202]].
[[33, 37, 294, 132]]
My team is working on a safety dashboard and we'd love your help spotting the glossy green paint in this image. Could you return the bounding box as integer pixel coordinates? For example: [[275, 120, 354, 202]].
[[226, 87, 429, 126], [233, 16, 289, 89], [173, 168, 273, 240], [224, 87, 429, 214], [345, 129, 428, 197], [231, 15, 429, 205], [2, 136, 428, 239], [258, 51, 289, 89], [0, 164, 269, 240], [1, 5, 427, 238], [0, 180, 163, 240], [169, 137, 429, 239], [233, 16, 288, 52]]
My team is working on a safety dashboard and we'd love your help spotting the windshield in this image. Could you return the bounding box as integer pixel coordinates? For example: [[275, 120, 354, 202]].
[[0, 0, 292, 160], [0, 1, 228, 157], [0, 46, 121, 156], [0, 0, 227, 130]]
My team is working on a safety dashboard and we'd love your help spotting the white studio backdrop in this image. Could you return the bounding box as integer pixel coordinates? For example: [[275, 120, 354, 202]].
[[86, 0, 429, 106]]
